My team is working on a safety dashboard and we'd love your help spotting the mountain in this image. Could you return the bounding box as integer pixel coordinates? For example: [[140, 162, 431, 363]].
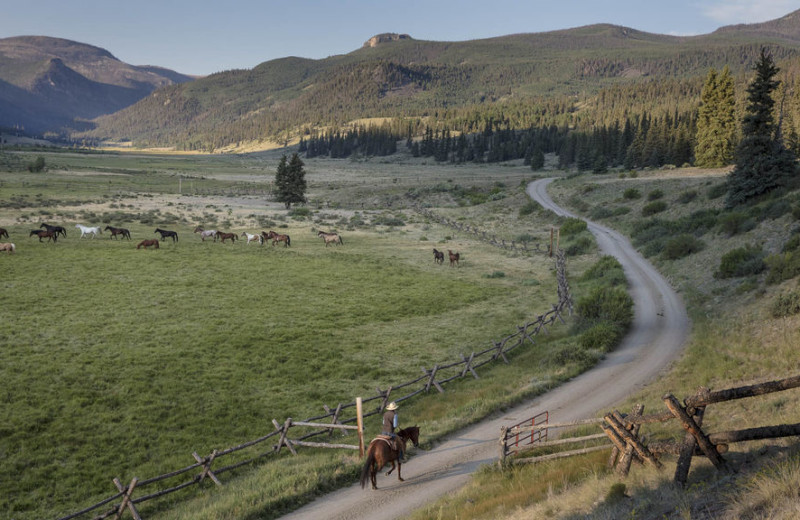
[[0, 36, 194, 134], [77, 9, 800, 150]]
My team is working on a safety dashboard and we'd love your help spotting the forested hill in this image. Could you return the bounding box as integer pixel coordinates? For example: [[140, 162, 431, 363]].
[[0, 36, 194, 134], [82, 9, 800, 151]]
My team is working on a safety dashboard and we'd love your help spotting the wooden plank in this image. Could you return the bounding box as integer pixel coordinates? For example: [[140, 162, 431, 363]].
[[192, 450, 222, 486], [509, 417, 604, 434], [618, 404, 644, 476], [113, 477, 141, 520], [663, 394, 727, 472], [513, 444, 610, 465], [709, 421, 800, 444], [461, 352, 479, 379], [605, 412, 662, 469], [685, 374, 800, 408], [289, 421, 359, 431], [674, 387, 709, 487]]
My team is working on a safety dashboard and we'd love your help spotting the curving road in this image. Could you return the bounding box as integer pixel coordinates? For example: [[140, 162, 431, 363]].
[[280, 178, 689, 520]]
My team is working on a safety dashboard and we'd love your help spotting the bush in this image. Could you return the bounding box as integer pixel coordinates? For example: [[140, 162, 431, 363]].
[[579, 322, 622, 351], [564, 236, 593, 256], [519, 200, 537, 216], [715, 245, 766, 279], [576, 286, 634, 328], [707, 183, 728, 200], [783, 235, 800, 253], [647, 189, 664, 201], [771, 292, 800, 318], [623, 188, 640, 200], [718, 212, 756, 236], [676, 190, 698, 204], [641, 200, 667, 216], [581, 255, 626, 286], [560, 217, 588, 236], [765, 252, 800, 284], [662, 234, 705, 260], [27, 155, 45, 173]]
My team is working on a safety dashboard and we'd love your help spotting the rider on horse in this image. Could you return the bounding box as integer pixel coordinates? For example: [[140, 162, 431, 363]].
[[382, 401, 405, 461]]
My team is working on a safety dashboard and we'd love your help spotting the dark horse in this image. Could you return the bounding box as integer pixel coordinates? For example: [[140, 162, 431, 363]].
[[30, 229, 57, 243], [105, 225, 131, 240], [266, 230, 291, 247], [216, 231, 238, 243], [448, 250, 460, 267], [433, 248, 444, 264], [360, 426, 420, 490], [137, 239, 159, 249], [0, 227, 8, 239], [154, 228, 178, 242], [40, 223, 67, 238]]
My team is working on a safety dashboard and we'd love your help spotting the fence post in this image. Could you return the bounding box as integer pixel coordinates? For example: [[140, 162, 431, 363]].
[[112, 477, 140, 520], [498, 426, 508, 467], [356, 397, 365, 458]]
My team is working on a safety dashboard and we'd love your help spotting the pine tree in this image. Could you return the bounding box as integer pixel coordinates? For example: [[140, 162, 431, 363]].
[[274, 153, 307, 209], [695, 67, 737, 167], [726, 49, 797, 207]]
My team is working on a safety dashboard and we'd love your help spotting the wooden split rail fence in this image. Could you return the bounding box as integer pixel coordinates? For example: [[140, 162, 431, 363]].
[[58, 252, 573, 519], [499, 374, 800, 487]]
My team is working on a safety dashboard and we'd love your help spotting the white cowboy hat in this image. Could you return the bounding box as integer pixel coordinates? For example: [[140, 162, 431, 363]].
[[386, 402, 398, 411]]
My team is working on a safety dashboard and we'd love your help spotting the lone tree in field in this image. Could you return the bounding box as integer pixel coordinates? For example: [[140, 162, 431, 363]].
[[695, 66, 736, 168], [274, 153, 307, 209], [726, 48, 797, 207]]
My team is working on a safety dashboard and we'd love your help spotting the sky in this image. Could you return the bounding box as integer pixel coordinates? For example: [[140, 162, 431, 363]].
[[1, 0, 798, 76]]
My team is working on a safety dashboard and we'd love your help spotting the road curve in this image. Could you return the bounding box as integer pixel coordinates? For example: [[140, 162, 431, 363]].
[[280, 178, 689, 520]]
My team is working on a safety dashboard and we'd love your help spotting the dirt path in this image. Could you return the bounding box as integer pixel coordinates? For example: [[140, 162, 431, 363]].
[[280, 178, 689, 520]]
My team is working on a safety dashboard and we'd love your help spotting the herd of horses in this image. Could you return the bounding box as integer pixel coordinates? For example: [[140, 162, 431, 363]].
[[433, 248, 460, 267]]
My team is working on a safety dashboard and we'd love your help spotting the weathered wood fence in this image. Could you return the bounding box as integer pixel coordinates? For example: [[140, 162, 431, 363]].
[[413, 204, 553, 254], [57, 252, 573, 520], [499, 374, 800, 487]]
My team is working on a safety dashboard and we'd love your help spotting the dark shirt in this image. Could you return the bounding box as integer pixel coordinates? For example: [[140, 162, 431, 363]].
[[382, 410, 397, 435]]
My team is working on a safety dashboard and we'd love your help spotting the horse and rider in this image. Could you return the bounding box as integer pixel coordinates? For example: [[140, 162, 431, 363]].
[[360, 401, 420, 490]]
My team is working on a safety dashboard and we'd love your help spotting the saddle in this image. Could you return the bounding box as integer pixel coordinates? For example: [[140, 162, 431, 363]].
[[374, 434, 405, 453]]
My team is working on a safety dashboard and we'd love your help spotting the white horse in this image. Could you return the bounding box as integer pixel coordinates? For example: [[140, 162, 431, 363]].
[[241, 232, 263, 245], [76, 224, 102, 238], [194, 226, 218, 242]]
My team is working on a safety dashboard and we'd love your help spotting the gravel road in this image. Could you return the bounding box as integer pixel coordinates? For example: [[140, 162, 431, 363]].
[[279, 178, 689, 520]]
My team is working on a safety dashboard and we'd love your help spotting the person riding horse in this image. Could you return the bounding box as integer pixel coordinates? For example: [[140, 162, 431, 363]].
[[382, 401, 405, 461]]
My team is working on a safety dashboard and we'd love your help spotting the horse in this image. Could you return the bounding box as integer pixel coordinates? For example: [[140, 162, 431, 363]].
[[104, 225, 131, 240], [40, 223, 67, 238], [154, 228, 178, 242], [241, 232, 263, 245], [0, 228, 8, 239], [317, 230, 343, 246], [266, 230, 291, 247], [136, 239, 159, 249], [76, 224, 101, 239], [360, 426, 420, 490], [194, 226, 217, 242], [216, 231, 237, 243], [448, 250, 460, 267], [30, 229, 57, 243], [0, 242, 15, 253], [433, 248, 444, 264]]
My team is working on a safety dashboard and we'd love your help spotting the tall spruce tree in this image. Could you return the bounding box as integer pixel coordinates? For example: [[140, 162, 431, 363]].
[[274, 153, 307, 209], [695, 66, 737, 167], [726, 49, 797, 207]]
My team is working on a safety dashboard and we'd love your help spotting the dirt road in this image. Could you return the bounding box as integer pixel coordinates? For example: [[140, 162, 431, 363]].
[[280, 178, 689, 520]]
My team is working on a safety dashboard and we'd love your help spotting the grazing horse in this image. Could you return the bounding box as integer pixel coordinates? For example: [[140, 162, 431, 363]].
[[0, 242, 15, 253], [317, 230, 343, 247], [241, 232, 263, 245], [194, 226, 217, 242], [136, 239, 159, 249], [448, 250, 460, 267], [30, 229, 57, 243], [266, 230, 291, 247], [154, 228, 178, 242], [360, 426, 420, 490], [104, 225, 131, 240], [433, 248, 444, 264], [0, 228, 8, 239], [216, 231, 237, 243], [40, 223, 67, 238], [76, 224, 101, 239]]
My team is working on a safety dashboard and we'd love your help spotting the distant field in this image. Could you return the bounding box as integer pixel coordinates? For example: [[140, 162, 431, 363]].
[[0, 151, 578, 519]]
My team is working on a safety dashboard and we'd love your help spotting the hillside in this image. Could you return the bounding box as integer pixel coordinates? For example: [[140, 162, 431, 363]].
[[81, 9, 800, 151], [0, 36, 194, 134]]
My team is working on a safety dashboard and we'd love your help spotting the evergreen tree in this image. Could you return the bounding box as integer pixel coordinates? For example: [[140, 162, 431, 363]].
[[274, 153, 307, 209], [726, 49, 797, 207], [695, 67, 736, 167]]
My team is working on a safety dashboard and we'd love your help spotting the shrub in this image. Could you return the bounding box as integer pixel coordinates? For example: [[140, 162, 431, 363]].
[[288, 207, 311, 217], [765, 252, 800, 284], [783, 235, 800, 253], [564, 236, 593, 256], [519, 200, 537, 216], [641, 200, 667, 217], [676, 190, 698, 204], [715, 245, 766, 279], [484, 271, 506, 279], [707, 183, 728, 199], [771, 292, 800, 318], [560, 217, 588, 236], [581, 255, 627, 286], [576, 286, 634, 328], [718, 212, 756, 236], [647, 189, 664, 201], [579, 322, 622, 351], [662, 234, 705, 260], [623, 188, 641, 200]]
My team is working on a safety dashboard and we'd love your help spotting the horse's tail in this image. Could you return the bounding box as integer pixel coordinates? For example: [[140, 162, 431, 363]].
[[338, 235, 343, 245], [287, 235, 291, 246], [360, 450, 375, 489]]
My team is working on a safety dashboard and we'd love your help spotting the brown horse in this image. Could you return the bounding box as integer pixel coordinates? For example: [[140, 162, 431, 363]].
[[433, 248, 444, 264], [30, 229, 57, 243], [266, 230, 291, 247], [0, 242, 15, 253], [104, 225, 131, 240], [0, 228, 8, 239], [317, 230, 343, 246], [360, 426, 420, 490], [448, 250, 460, 267], [216, 231, 237, 243], [136, 239, 159, 249]]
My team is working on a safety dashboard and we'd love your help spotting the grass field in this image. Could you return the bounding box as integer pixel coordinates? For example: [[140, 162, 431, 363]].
[[0, 150, 600, 519]]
